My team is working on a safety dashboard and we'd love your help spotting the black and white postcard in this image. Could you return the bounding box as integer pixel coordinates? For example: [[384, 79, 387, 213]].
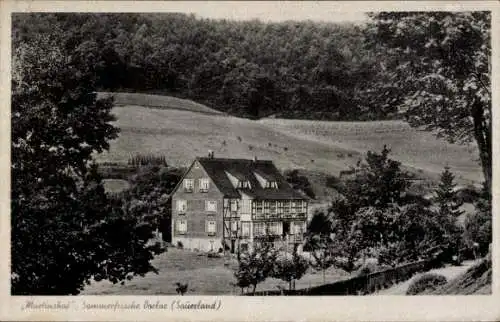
[[1, 1, 499, 321]]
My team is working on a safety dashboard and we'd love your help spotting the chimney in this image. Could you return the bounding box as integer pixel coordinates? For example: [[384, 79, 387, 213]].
[[208, 150, 214, 159], [253, 156, 258, 162]]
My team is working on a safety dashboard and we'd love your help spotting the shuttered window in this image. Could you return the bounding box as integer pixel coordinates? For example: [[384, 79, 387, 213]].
[[176, 219, 187, 234], [199, 178, 210, 192], [205, 200, 217, 212], [183, 179, 194, 192], [206, 219, 216, 235], [177, 200, 187, 212]]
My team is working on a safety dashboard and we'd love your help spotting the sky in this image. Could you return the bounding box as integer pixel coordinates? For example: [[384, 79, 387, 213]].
[[158, 1, 369, 23]]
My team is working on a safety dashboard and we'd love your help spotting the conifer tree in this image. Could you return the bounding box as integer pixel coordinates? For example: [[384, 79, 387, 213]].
[[435, 166, 464, 257], [436, 166, 464, 218]]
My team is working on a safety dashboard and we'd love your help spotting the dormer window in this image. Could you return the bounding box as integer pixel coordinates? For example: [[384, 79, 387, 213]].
[[253, 171, 277, 189], [237, 180, 251, 189], [265, 181, 278, 189], [225, 170, 250, 189]]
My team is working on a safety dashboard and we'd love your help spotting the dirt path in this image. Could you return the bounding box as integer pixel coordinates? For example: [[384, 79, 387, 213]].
[[376, 260, 478, 295]]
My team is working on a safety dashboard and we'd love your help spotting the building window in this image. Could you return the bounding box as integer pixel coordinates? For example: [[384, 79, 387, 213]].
[[238, 180, 251, 189], [205, 200, 217, 212], [277, 201, 284, 214], [230, 199, 238, 212], [254, 201, 263, 215], [206, 219, 216, 236], [231, 221, 238, 232], [293, 222, 304, 235], [176, 218, 187, 234], [268, 222, 282, 235], [270, 201, 277, 214], [184, 179, 194, 192], [283, 201, 290, 214], [254, 222, 266, 236], [266, 181, 278, 189], [199, 178, 210, 192], [241, 222, 250, 237], [241, 199, 251, 214], [301, 200, 307, 213], [263, 201, 270, 214], [177, 199, 187, 213]]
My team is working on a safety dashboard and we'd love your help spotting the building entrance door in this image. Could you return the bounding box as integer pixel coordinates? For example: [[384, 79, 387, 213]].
[[283, 222, 290, 237]]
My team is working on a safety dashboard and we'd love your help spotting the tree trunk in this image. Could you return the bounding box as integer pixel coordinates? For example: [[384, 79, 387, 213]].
[[471, 99, 491, 192], [252, 284, 257, 295]]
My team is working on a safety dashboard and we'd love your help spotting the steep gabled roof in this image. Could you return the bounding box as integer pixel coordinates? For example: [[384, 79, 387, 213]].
[[196, 157, 307, 200]]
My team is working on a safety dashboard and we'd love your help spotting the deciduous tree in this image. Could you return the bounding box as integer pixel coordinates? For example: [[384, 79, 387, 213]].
[[11, 34, 163, 295], [366, 12, 491, 191], [233, 244, 277, 295]]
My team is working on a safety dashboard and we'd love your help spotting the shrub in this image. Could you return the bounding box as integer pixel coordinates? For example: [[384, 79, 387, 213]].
[[406, 273, 447, 295], [356, 260, 390, 276], [463, 187, 492, 258], [177, 241, 184, 249], [325, 175, 343, 191], [283, 147, 288, 151], [456, 188, 479, 204], [284, 169, 315, 199], [128, 153, 167, 167]]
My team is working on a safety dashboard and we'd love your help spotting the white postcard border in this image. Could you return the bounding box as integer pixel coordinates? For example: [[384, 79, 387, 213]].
[[1, 1, 499, 321]]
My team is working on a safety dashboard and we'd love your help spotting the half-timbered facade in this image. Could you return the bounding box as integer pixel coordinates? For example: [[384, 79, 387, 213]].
[[171, 156, 308, 253]]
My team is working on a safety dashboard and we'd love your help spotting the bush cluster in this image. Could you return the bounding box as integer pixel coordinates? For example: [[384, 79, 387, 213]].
[[128, 154, 167, 167], [406, 273, 447, 295]]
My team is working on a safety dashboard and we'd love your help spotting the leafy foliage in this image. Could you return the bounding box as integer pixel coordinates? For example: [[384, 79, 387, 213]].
[[306, 147, 466, 272], [11, 30, 165, 295], [233, 244, 278, 294], [355, 259, 390, 276], [271, 252, 309, 290], [284, 169, 315, 199], [326, 147, 412, 269], [119, 165, 183, 242], [366, 12, 491, 190], [340, 145, 411, 209], [464, 185, 492, 257]]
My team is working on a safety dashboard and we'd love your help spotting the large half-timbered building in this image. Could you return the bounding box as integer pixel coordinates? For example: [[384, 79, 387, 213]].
[[170, 155, 309, 253]]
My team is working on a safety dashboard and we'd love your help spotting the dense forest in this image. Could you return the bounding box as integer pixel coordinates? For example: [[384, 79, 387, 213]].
[[12, 13, 391, 120]]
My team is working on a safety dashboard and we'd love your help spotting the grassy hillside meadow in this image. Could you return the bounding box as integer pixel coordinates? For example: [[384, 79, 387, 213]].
[[95, 93, 482, 197]]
